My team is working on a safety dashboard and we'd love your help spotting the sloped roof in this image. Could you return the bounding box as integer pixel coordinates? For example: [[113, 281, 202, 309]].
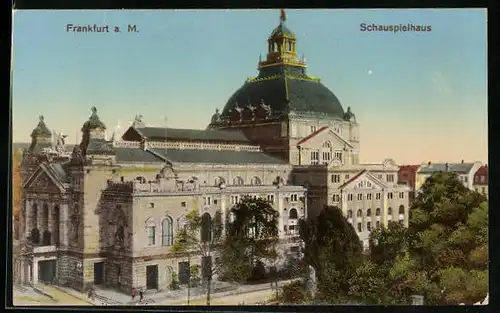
[[297, 126, 329, 145], [134, 127, 251, 143], [115, 147, 165, 163], [418, 163, 476, 174], [150, 148, 287, 165]]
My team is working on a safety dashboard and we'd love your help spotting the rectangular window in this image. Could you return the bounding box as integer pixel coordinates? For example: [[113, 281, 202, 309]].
[[331, 174, 340, 183], [310, 126, 317, 133], [332, 194, 340, 202], [267, 194, 275, 203], [323, 152, 331, 161], [348, 194, 353, 201], [181, 202, 186, 207], [311, 151, 319, 165], [290, 194, 298, 202], [148, 227, 156, 246], [376, 193, 381, 200], [357, 223, 362, 232], [230, 196, 239, 204], [345, 174, 350, 180], [399, 192, 404, 199], [149, 202, 154, 208], [367, 222, 372, 232], [377, 174, 383, 180], [388, 192, 393, 199], [357, 194, 363, 201], [464, 176, 468, 183], [376, 221, 380, 228], [335, 152, 343, 160], [387, 174, 394, 182], [367, 193, 372, 200]]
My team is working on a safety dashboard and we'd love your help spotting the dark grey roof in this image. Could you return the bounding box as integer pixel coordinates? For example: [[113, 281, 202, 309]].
[[150, 148, 288, 165], [115, 147, 165, 163], [82, 107, 106, 131], [270, 22, 294, 37], [135, 127, 251, 143], [221, 75, 345, 120], [418, 163, 476, 174], [30, 116, 52, 137], [85, 138, 115, 155], [48, 163, 70, 183]]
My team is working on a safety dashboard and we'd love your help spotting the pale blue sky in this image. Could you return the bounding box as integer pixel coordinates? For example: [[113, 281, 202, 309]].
[[12, 9, 487, 164]]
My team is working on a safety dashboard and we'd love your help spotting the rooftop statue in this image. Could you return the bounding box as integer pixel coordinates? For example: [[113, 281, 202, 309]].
[[211, 108, 222, 123], [344, 106, 356, 122]]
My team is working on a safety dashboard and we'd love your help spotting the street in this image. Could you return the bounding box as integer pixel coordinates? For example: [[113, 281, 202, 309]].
[[15, 284, 92, 306], [163, 287, 275, 305]]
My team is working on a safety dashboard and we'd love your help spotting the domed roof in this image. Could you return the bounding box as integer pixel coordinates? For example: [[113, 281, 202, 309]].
[[81, 106, 106, 132], [270, 23, 294, 38], [30, 115, 52, 138], [221, 70, 345, 119]]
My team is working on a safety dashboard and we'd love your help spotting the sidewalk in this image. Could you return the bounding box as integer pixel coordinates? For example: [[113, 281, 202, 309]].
[[32, 284, 93, 306]]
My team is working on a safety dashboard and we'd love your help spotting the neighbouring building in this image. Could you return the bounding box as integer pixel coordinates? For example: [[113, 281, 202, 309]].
[[473, 165, 488, 198], [398, 165, 420, 205], [15, 10, 410, 291], [415, 161, 483, 191]]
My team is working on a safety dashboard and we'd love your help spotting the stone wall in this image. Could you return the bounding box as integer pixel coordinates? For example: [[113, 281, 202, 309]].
[[57, 253, 84, 290]]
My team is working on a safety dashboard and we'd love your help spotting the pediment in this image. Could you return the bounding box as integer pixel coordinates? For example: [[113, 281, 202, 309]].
[[23, 165, 65, 192], [340, 171, 387, 190], [297, 127, 353, 150]]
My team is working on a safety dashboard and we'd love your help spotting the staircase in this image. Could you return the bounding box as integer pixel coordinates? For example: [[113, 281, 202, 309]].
[[93, 294, 123, 305]]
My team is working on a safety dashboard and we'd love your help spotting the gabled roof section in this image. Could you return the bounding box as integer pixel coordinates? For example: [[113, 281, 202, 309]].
[[23, 163, 68, 191], [297, 126, 354, 148], [125, 126, 251, 144], [339, 170, 388, 190], [297, 126, 328, 145]]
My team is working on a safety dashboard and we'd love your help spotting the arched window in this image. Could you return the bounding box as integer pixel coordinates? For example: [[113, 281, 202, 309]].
[[43, 203, 49, 227], [162, 216, 173, 246], [375, 208, 381, 216], [52, 205, 60, 246], [215, 177, 225, 187], [357, 209, 362, 217], [32, 203, 38, 230], [232, 176, 244, 186], [399, 205, 405, 214], [201, 213, 212, 242], [289, 208, 298, 219], [321, 141, 332, 164], [366, 208, 372, 217], [388, 207, 393, 215], [348, 210, 353, 219], [251, 176, 262, 185]]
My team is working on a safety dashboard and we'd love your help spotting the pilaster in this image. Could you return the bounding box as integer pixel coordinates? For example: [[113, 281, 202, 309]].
[[278, 194, 284, 235]]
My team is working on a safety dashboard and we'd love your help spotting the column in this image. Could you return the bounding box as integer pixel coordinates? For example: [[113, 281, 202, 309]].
[[25, 200, 31, 238], [60, 203, 69, 247], [33, 259, 39, 284], [221, 195, 226, 234], [48, 203, 53, 245], [278, 193, 284, 236], [382, 192, 388, 227], [37, 202, 43, 231]]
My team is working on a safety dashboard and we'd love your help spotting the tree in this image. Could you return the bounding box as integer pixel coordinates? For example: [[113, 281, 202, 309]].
[[12, 149, 23, 240], [365, 172, 488, 305], [299, 206, 363, 303], [219, 196, 280, 283], [169, 209, 224, 305]]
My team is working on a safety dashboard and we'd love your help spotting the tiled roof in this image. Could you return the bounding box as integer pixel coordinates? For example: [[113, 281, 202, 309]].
[[135, 127, 251, 143], [150, 148, 288, 165], [418, 163, 475, 174], [473, 165, 488, 185], [297, 126, 329, 145], [115, 147, 165, 163], [399, 165, 420, 172]]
